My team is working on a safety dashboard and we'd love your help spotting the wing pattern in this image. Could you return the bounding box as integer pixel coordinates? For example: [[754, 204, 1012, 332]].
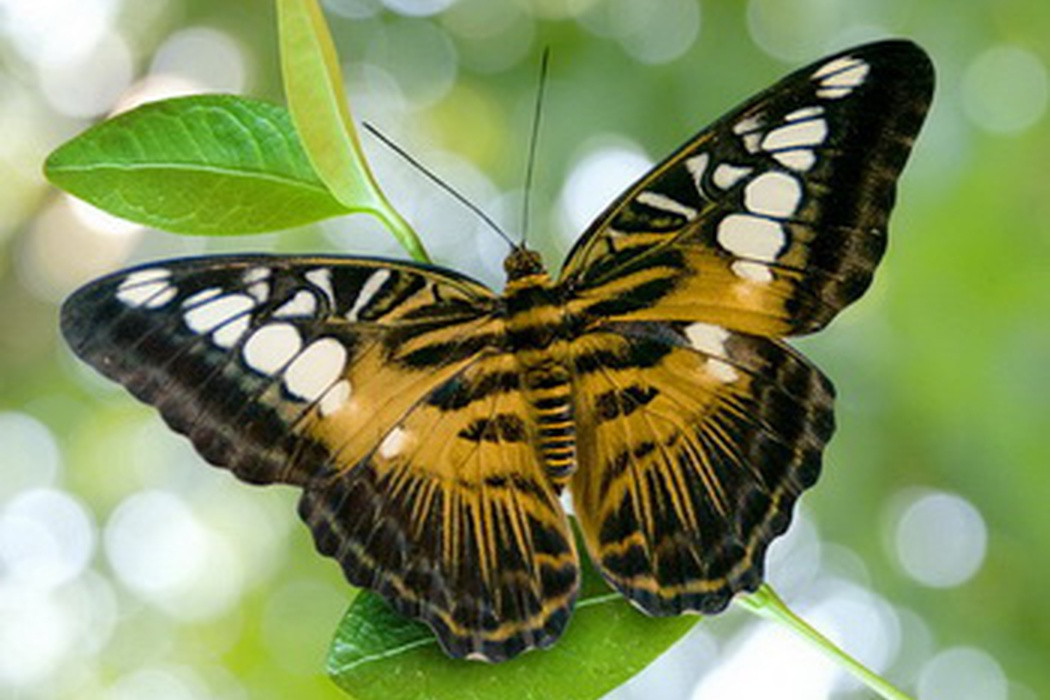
[[62, 255, 581, 660], [562, 40, 934, 337], [569, 323, 832, 614], [61, 254, 499, 486], [301, 353, 577, 661]]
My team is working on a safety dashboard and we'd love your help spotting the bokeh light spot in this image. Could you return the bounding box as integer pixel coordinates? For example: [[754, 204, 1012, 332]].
[[323, 0, 383, 19], [746, 0, 844, 61], [558, 138, 653, 240], [104, 490, 209, 596], [0, 412, 62, 502], [0, 589, 74, 687], [579, 0, 700, 65], [0, 0, 118, 67], [0, 489, 95, 590], [962, 44, 1048, 134], [37, 30, 134, 118], [20, 197, 141, 303], [366, 20, 458, 108], [893, 490, 987, 588], [917, 646, 1008, 700], [104, 490, 245, 620], [382, 0, 459, 17], [150, 27, 248, 94], [105, 666, 211, 700], [692, 613, 838, 699]]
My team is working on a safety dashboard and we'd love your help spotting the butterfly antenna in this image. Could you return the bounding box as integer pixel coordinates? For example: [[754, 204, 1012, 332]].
[[520, 47, 551, 248], [361, 122, 516, 249]]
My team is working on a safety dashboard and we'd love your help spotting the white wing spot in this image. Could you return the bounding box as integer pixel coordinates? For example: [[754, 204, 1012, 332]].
[[182, 287, 222, 308], [712, 163, 752, 190], [116, 268, 175, 308], [243, 323, 302, 375], [685, 322, 730, 356], [745, 171, 803, 217], [732, 113, 763, 134], [305, 268, 335, 305], [685, 153, 710, 194], [247, 282, 269, 303], [636, 191, 698, 220], [379, 426, 410, 459], [731, 260, 774, 283], [346, 269, 390, 321], [244, 267, 270, 284], [319, 379, 352, 417], [284, 338, 348, 402], [122, 268, 170, 284], [707, 359, 740, 383], [812, 55, 863, 79], [814, 57, 869, 99], [212, 315, 251, 349], [133, 284, 177, 309], [785, 105, 825, 121], [762, 119, 828, 151], [184, 293, 255, 334], [774, 150, 817, 172], [732, 114, 765, 153], [273, 290, 317, 318], [717, 214, 786, 262]]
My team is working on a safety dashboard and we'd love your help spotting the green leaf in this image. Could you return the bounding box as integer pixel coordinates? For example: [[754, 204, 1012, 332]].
[[277, 0, 429, 262], [44, 95, 351, 234], [327, 528, 699, 700]]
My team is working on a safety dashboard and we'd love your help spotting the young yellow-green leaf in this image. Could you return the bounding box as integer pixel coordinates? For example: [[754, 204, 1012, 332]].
[[45, 95, 351, 234], [277, 0, 428, 262], [327, 531, 699, 700]]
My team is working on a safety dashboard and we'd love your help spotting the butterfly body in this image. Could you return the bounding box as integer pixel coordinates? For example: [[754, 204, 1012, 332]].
[[501, 247, 580, 484], [62, 40, 933, 661]]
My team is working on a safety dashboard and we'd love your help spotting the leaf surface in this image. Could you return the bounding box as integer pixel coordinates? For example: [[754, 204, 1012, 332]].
[[328, 528, 699, 700], [45, 95, 349, 234]]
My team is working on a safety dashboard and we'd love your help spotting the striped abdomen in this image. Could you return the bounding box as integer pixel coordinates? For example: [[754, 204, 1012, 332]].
[[525, 363, 576, 486], [502, 258, 577, 487]]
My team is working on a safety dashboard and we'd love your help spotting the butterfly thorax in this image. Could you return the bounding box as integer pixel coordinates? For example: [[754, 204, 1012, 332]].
[[502, 246, 577, 486]]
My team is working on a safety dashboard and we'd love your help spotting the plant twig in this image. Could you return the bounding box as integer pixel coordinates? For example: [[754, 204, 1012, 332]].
[[736, 584, 914, 700]]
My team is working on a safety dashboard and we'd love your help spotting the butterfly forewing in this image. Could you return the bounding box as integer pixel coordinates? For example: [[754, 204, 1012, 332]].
[[560, 40, 934, 337], [61, 255, 501, 485]]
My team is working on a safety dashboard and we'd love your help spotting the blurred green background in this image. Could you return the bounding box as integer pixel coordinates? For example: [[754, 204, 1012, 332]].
[[1, 0, 1048, 698]]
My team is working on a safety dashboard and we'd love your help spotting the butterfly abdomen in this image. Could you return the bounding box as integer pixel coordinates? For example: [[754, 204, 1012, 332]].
[[526, 364, 576, 485], [503, 260, 577, 486]]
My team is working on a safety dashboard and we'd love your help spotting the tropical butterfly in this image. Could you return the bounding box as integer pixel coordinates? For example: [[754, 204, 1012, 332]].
[[61, 40, 934, 662]]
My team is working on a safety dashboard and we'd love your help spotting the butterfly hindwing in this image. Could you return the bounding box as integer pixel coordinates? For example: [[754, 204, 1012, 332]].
[[301, 352, 578, 661], [569, 323, 833, 614], [561, 40, 934, 337]]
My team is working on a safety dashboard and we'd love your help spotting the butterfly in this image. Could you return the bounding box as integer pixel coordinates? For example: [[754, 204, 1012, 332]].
[[61, 40, 933, 662]]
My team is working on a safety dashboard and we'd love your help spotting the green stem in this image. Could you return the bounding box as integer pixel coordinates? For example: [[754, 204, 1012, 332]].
[[370, 206, 430, 264], [736, 584, 914, 700], [277, 0, 431, 264]]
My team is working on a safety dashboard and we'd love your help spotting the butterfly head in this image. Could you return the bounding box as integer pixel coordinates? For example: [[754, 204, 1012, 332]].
[[503, 245, 548, 283]]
